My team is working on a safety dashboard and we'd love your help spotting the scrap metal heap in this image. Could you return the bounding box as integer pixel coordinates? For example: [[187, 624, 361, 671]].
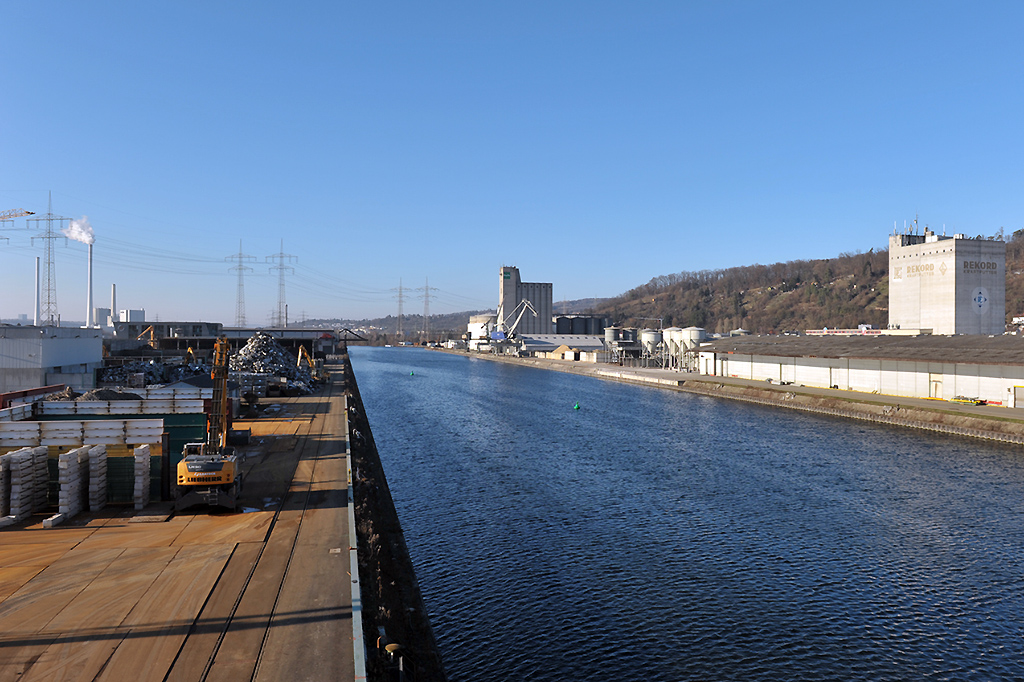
[[230, 332, 315, 393], [45, 387, 143, 401], [98, 361, 179, 386]]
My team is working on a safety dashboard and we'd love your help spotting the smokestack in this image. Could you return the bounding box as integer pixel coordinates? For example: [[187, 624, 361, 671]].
[[60, 217, 96, 328], [33, 257, 40, 326], [111, 283, 116, 327], [86, 243, 94, 327]]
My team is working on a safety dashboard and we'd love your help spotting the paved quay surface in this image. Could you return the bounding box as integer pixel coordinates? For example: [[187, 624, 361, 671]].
[[449, 349, 1024, 426], [0, 372, 354, 682]]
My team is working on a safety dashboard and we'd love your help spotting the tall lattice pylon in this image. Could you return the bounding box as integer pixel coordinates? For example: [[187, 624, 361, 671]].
[[392, 278, 405, 340], [266, 240, 296, 328], [416, 277, 438, 343], [226, 240, 256, 326], [26, 193, 70, 326]]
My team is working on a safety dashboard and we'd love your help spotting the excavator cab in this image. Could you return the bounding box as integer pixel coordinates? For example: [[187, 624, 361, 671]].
[[175, 443, 241, 510]]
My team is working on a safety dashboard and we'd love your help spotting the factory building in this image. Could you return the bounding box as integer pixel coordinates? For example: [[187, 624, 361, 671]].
[[498, 266, 553, 335], [467, 314, 497, 351], [0, 326, 103, 393], [889, 227, 1005, 335]]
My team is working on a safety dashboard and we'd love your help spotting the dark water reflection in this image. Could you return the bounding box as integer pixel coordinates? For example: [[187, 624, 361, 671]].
[[351, 347, 1024, 681]]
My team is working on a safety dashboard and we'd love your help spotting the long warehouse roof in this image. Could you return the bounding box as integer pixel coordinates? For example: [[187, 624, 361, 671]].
[[698, 334, 1024, 366]]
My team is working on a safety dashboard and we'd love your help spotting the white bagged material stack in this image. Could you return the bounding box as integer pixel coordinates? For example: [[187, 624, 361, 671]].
[[88, 445, 107, 512], [1, 446, 46, 526], [77, 447, 90, 506], [134, 444, 151, 511], [0, 448, 26, 522], [57, 447, 86, 514], [45, 445, 90, 528], [0, 450, 12, 518], [32, 446, 48, 511]]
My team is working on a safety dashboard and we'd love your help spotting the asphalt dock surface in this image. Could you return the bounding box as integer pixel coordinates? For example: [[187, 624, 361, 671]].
[[0, 370, 354, 682]]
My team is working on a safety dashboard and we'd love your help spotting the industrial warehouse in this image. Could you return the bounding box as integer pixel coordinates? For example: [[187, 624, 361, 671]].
[[695, 334, 1024, 407]]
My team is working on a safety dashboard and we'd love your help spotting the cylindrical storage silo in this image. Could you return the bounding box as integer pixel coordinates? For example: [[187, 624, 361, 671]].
[[605, 326, 620, 346], [640, 329, 663, 354], [681, 326, 706, 350], [662, 327, 683, 356]]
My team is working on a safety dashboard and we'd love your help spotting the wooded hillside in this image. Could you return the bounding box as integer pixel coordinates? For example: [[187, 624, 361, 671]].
[[595, 230, 1024, 334]]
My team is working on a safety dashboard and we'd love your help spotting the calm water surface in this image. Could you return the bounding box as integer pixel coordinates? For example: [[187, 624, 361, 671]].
[[350, 347, 1024, 681]]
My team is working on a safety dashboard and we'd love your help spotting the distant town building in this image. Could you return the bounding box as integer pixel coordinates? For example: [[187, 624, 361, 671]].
[[498, 266, 553, 335], [888, 227, 1006, 335]]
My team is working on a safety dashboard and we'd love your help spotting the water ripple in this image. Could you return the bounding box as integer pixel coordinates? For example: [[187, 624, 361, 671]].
[[353, 348, 1024, 681]]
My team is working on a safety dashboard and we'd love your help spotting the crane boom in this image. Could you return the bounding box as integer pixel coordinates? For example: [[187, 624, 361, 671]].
[[0, 209, 35, 221], [506, 299, 537, 337], [208, 336, 230, 454]]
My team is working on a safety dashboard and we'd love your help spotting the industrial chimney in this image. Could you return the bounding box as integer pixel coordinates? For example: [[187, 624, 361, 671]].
[[85, 242, 94, 327], [33, 257, 40, 326]]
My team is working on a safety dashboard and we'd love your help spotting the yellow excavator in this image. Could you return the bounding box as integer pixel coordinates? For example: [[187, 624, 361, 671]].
[[297, 344, 327, 382], [174, 336, 242, 511]]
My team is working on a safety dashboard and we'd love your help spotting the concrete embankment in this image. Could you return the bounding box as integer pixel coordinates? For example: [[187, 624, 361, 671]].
[[440, 349, 1024, 446], [344, 353, 448, 682]]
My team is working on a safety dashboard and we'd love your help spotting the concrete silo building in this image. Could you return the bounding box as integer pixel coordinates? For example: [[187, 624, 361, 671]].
[[498, 266, 553, 335], [888, 227, 1005, 335]]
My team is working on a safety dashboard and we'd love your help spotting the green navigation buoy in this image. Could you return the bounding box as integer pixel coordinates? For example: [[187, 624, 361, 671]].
[[410, 371, 415, 376], [573, 401, 580, 410]]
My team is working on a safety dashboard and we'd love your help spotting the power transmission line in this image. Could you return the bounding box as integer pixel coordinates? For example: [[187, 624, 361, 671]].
[[226, 240, 256, 326], [416, 277, 439, 343], [26, 192, 70, 326], [266, 239, 296, 328], [392, 278, 405, 340]]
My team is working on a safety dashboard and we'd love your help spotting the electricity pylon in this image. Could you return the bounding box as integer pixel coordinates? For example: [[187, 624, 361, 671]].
[[227, 240, 256, 326]]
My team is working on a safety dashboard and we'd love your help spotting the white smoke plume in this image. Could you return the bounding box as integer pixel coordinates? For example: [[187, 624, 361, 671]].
[[63, 216, 95, 245]]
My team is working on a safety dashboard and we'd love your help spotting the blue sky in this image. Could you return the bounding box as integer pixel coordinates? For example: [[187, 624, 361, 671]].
[[2, 2, 1022, 324]]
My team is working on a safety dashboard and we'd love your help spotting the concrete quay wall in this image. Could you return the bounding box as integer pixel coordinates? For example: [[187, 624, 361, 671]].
[[344, 354, 448, 682]]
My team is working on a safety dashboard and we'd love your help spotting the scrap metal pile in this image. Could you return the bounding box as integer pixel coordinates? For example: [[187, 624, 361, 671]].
[[97, 360, 210, 386], [46, 387, 143, 401], [230, 332, 313, 392], [97, 361, 172, 386]]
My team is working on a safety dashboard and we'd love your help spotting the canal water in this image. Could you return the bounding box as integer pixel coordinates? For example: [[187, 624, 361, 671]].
[[350, 347, 1024, 681]]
